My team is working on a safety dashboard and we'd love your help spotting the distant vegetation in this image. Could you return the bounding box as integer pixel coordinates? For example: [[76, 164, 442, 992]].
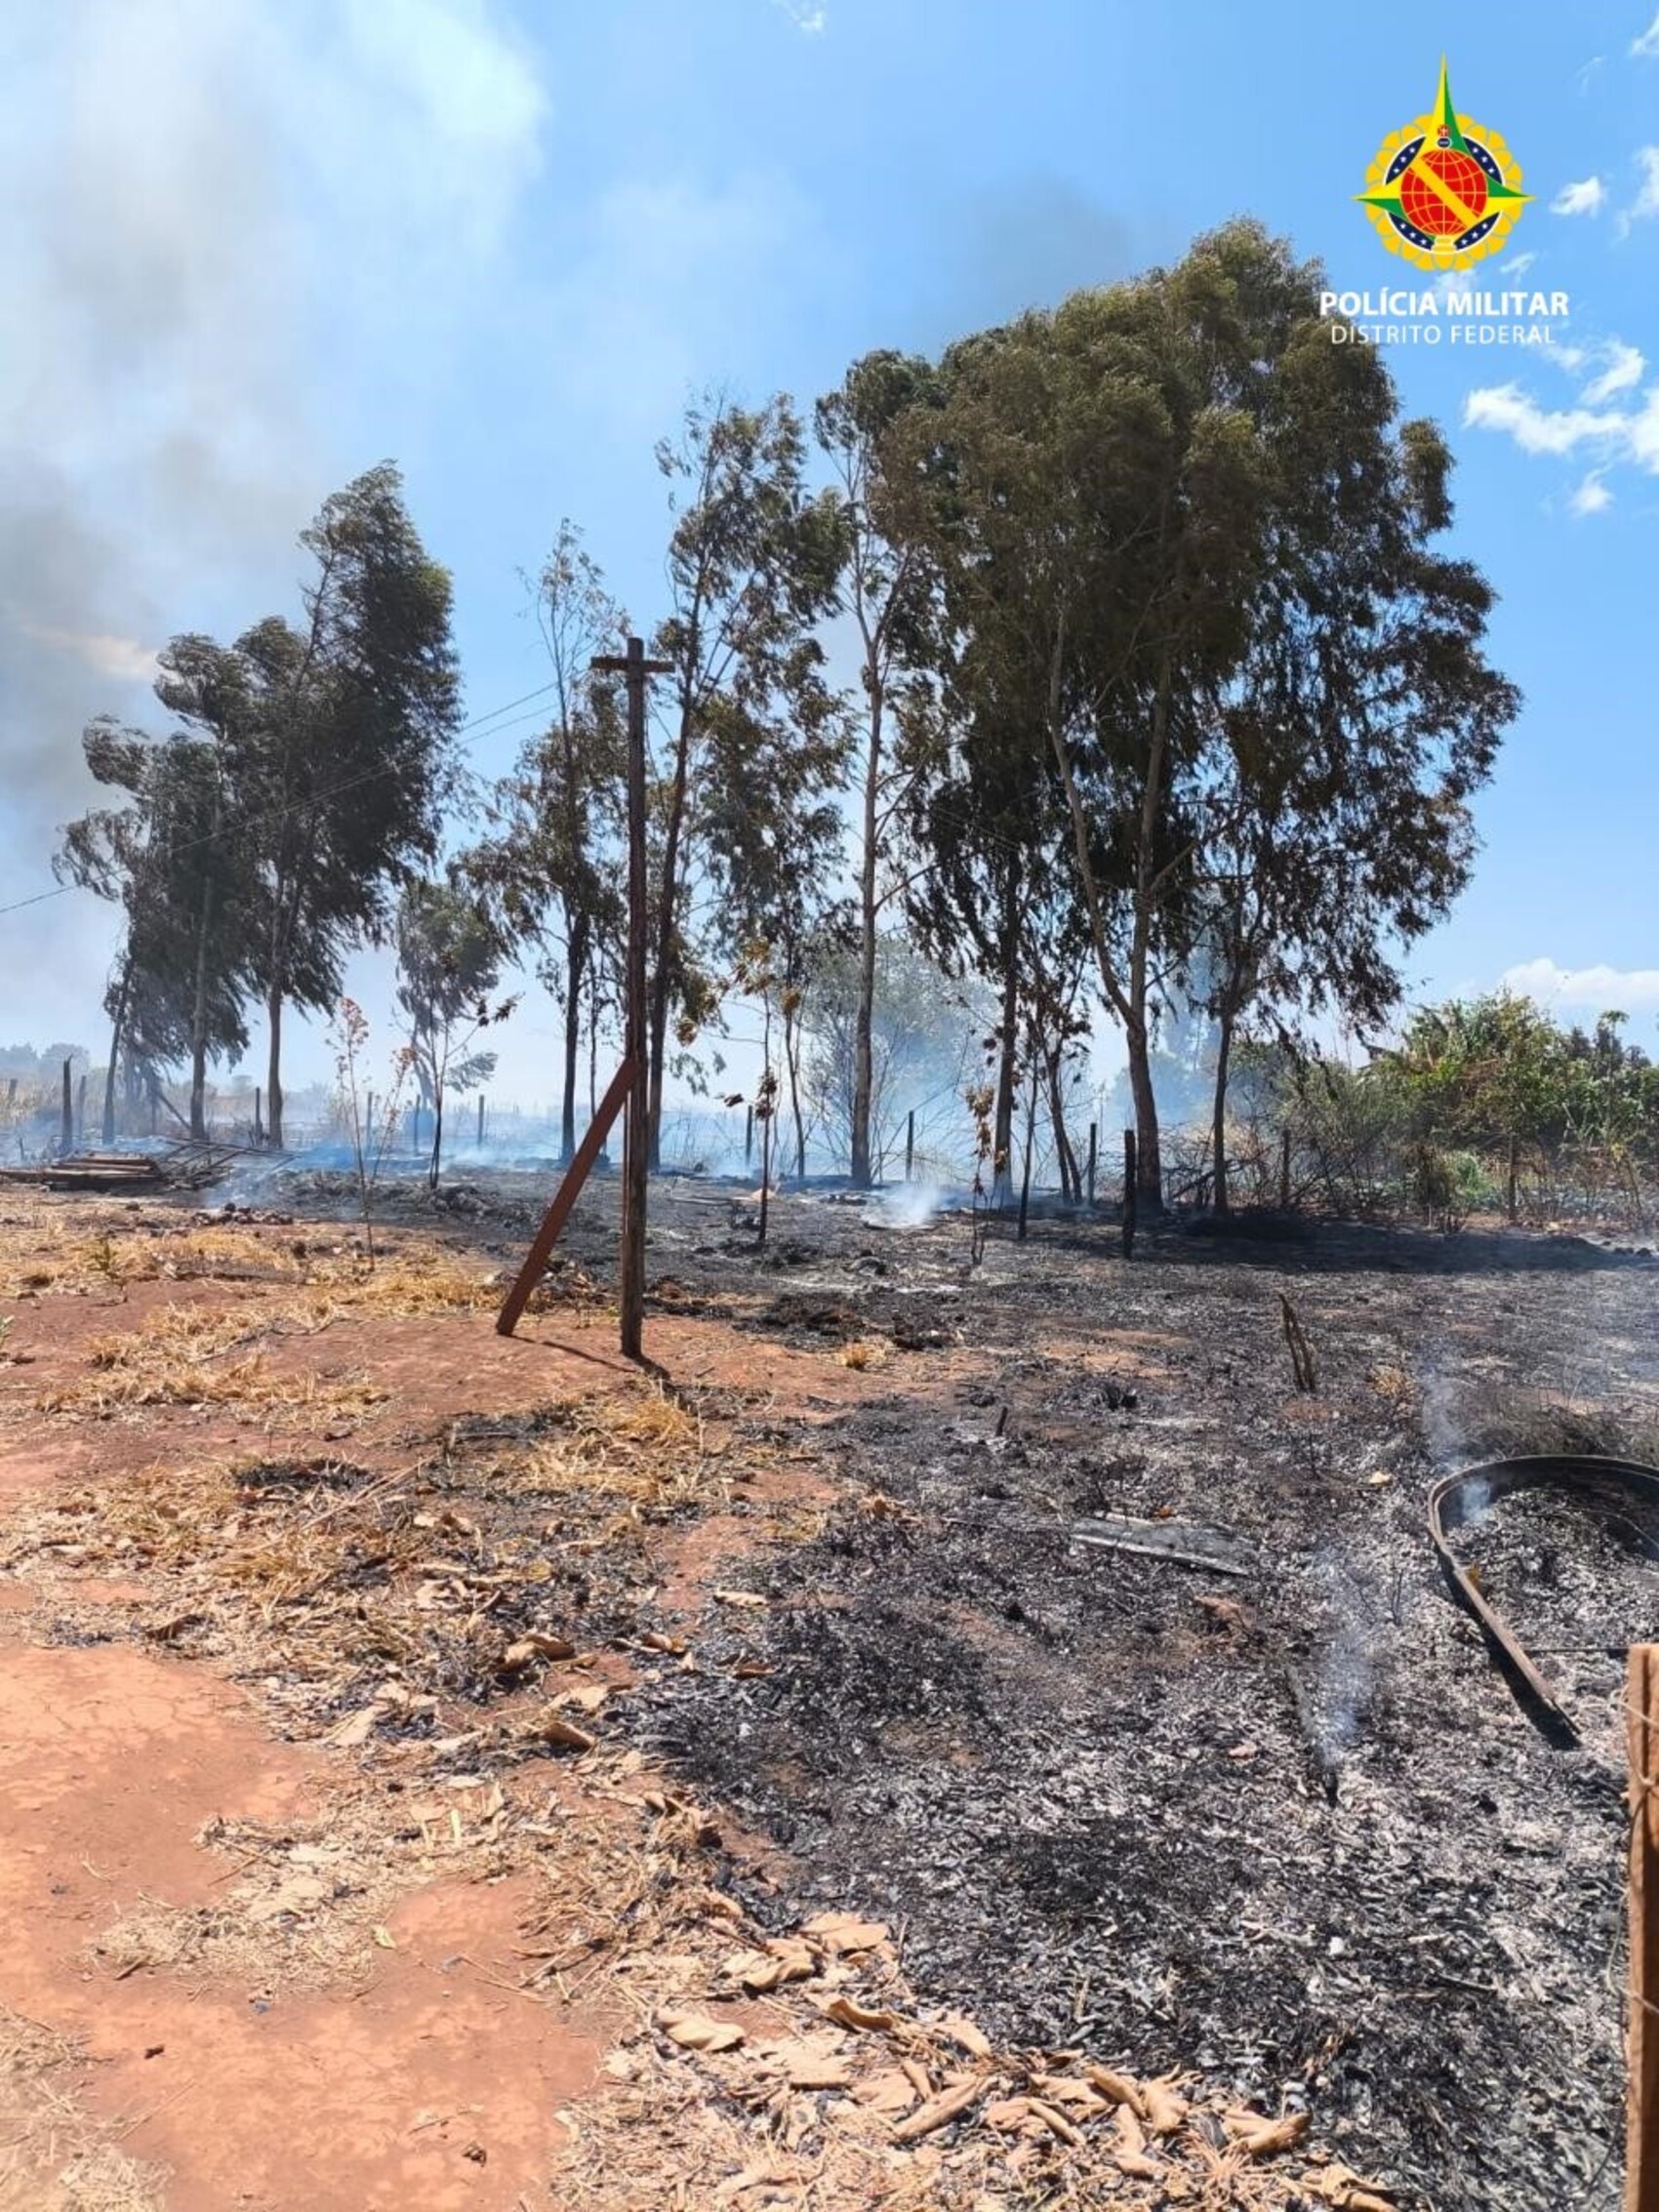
[[58, 220, 1531, 1202]]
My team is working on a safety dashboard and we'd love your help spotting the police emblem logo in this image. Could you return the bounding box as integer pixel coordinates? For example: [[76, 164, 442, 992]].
[[1357, 60, 1531, 271]]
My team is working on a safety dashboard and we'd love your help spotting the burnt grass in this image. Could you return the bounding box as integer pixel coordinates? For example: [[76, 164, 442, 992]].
[[568, 1187, 1659, 2212]]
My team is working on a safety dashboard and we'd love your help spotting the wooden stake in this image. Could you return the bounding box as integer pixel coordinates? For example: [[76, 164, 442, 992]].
[[495, 1059, 637, 1338], [593, 636, 669, 1362], [1629, 1644, 1659, 2211]]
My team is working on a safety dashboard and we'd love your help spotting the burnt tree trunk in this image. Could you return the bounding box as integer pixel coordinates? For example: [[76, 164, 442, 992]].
[[849, 684, 884, 1188], [101, 958, 131, 1146], [1211, 1004, 1235, 1216], [991, 865, 1021, 1208], [264, 981, 284, 1151]]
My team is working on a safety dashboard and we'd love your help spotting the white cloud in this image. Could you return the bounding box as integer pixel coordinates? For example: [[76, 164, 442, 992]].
[[1552, 175, 1607, 216], [14, 618, 158, 683], [1501, 249, 1539, 275], [770, 0, 828, 27], [1620, 144, 1659, 229], [1584, 339, 1646, 402], [1634, 9, 1659, 57], [1501, 959, 1659, 1010], [1465, 333, 1659, 499]]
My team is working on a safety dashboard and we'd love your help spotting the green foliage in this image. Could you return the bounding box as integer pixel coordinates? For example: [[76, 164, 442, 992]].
[[394, 880, 516, 1188]]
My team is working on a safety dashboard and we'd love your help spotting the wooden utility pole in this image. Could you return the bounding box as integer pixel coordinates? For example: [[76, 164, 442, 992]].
[[1629, 1645, 1659, 2210], [593, 636, 669, 1361]]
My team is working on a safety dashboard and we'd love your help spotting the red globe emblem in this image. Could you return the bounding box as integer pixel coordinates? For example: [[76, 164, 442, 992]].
[[1400, 146, 1489, 236]]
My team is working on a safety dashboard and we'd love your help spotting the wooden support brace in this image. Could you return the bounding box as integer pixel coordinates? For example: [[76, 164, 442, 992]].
[[1630, 1643, 1659, 2211], [496, 1059, 637, 1339]]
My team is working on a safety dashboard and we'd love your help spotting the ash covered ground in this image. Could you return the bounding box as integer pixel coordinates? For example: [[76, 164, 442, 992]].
[[264, 1164, 1659, 2207]]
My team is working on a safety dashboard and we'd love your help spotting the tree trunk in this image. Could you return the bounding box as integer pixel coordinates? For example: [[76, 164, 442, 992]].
[[1125, 644, 1175, 1213], [265, 982, 285, 1150], [428, 1089, 443, 1190], [560, 928, 585, 1165], [991, 867, 1021, 1207], [102, 959, 131, 1146], [1123, 1021, 1160, 1218], [189, 871, 217, 1143], [850, 687, 883, 1187], [1211, 1006, 1235, 1215], [785, 997, 807, 1182], [1047, 1051, 1079, 1202], [647, 704, 697, 1175]]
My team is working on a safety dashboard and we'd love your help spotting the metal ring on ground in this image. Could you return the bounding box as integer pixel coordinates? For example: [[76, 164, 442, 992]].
[[1428, 1453, 1659, 1749]]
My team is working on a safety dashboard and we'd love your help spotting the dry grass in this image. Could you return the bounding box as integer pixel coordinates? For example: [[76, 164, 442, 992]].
[[38, 1304, 389, 1423], [0, 2010, 165, 2212], [27, 1231, 508, 1425]]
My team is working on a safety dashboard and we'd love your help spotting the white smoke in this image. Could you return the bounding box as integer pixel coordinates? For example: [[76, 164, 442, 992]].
[[0, 0, 546, 1028]]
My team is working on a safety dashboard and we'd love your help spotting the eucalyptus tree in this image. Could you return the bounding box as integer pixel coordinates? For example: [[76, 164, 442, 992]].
[[58, 644, 260, 1140], [814, 350, 938, 1186], [463, 523, 627, 1160], [647, 391, 846, 1169], [237, 463, 461, 1146], [1189, 324, 1516, 1206], [394, 877, 515, 1188], [903, 220, 1514, 1213]]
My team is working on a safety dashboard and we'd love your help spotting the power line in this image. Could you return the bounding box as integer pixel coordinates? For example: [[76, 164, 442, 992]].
[[0, 679, 566, 925]]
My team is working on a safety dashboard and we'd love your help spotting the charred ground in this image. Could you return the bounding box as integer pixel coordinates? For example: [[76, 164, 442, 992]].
[[539, 1186, 1657, 2212]]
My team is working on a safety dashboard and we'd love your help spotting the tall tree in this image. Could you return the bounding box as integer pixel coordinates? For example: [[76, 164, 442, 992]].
[[464, 523, 627, 1161], [648, 392, 845, 1169], [239, 463, 461, 1147], [903, 221, 1513, 1213], [57, 662, 257, 1140], [815, 351, 937, 1186], [1190, 335, 1517, 1207], [394, 878, 514, 1189]]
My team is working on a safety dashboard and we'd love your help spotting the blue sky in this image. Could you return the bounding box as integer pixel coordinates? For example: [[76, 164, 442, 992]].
[[1, 0, 1655, 1103]]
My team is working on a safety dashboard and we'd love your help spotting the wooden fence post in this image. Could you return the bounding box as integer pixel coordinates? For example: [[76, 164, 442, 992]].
[[1629, 1645, 1659, 2210]]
